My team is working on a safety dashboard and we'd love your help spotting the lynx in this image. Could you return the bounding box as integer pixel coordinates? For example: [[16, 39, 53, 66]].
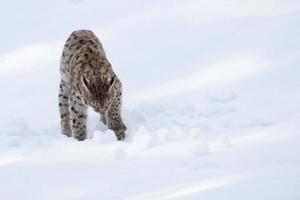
[[58, 30, 126, 141]]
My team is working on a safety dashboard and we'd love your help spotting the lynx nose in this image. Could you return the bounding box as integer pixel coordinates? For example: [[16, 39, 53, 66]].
[[96, 107, 106, 114]]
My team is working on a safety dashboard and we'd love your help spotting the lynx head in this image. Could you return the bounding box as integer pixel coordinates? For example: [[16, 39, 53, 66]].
[[81, 73, 117, 114]]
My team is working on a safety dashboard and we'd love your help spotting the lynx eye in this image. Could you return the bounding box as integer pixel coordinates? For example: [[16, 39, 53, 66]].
[[106, 99, 111, 105]]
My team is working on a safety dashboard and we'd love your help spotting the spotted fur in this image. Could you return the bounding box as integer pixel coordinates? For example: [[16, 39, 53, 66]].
[[59, 30, 126, 141]]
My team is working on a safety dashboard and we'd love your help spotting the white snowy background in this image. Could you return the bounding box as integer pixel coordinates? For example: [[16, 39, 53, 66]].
[[0, 0, 300, 199]]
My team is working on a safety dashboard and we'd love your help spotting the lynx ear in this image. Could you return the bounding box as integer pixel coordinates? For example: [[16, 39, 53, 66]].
[[81, 74, 90, 91], [107, 76, 116, 90]]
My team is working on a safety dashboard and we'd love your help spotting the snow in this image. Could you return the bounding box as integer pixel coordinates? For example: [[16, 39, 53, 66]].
[[1, 0, 300, 199]]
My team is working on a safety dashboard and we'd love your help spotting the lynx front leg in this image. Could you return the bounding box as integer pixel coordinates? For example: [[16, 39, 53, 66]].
[[107, 97, 127, 141], [69, 91, 87, 141], [59, 80, 71, 137]]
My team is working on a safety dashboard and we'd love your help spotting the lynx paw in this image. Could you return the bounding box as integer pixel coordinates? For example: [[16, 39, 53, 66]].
[[114, 126, 127, 141], [61, 130, 72, 137], [116, 132, 126, 141]]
